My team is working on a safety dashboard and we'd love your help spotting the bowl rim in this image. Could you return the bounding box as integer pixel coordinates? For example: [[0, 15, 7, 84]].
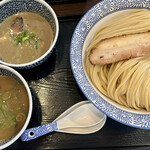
[[0, 64, 32, 149], [0, 0, 59, 68], [70, 0, 150, 129]]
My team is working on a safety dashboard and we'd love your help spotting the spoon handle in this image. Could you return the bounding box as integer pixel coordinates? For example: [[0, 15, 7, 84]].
[[21, 122, 58, 141]]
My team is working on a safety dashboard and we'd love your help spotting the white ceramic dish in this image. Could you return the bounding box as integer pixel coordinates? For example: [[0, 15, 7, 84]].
[[70, 0, 150, 129], [0, 64, 32, 149], [0, 0, 59, 69]]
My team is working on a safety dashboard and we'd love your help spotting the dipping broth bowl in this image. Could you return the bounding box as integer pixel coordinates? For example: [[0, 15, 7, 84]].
[[0, 64, 32, 149], [0, 0, 59, 69]]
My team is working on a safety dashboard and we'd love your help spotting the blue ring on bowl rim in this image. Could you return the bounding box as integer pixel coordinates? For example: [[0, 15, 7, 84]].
[[70, 0, 150, 129]]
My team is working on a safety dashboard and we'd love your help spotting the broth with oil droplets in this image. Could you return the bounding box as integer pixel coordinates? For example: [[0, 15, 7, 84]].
[[0, 76, 29, 140], [0, 12, 54, 64]]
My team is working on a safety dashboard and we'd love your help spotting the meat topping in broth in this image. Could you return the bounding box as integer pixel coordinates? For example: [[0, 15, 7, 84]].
[[0, 12, 54, 64]]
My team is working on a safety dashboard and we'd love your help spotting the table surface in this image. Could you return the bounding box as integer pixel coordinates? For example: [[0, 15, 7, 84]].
[[5, 0, 150, 150]]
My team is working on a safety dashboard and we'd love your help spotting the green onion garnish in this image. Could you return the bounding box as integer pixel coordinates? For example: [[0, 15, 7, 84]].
[[13, 29, 40, 50]]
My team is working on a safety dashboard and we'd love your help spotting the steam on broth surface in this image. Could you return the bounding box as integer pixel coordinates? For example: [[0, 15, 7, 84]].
[[0, 12, 54, 64], [0, 76, 29, 140]]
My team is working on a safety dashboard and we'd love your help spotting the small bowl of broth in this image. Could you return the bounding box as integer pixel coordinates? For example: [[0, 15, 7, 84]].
[[0, 0, 59, 69], [0, 64, 32, 149]]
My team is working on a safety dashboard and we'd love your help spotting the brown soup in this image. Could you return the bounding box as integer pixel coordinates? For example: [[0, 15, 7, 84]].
[[0, 12, 54, 64], [0, 76, 29, 140]]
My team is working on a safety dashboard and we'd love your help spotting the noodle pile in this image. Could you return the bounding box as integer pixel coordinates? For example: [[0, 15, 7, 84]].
[[85, 9, 150, 111]]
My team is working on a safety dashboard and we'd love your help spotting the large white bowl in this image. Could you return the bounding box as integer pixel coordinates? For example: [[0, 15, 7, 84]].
[[70, 0, 150, 129], [0, 0, 59, 69], [0, 64, 32, 149]]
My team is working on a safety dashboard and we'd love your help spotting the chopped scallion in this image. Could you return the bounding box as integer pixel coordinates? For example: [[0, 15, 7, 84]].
[[13, 29, 40, 50]]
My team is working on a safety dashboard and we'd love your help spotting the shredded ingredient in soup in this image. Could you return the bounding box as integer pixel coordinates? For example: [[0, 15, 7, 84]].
[[0, 76, 29, 140], [13, 30, 39, 50]]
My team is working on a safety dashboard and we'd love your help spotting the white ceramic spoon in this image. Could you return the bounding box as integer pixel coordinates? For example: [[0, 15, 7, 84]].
[[21, 101, 106, 141], [54, 101, 106, 134], [55, 114, 106, 134]]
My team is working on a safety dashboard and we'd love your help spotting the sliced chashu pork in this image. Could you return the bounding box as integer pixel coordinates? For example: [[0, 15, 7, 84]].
[[89, 31, 150, 65]]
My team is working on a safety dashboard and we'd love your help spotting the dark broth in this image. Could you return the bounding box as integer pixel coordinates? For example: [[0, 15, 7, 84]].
[[0, 76, 29, 140], [0, 12, 54, 64]]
